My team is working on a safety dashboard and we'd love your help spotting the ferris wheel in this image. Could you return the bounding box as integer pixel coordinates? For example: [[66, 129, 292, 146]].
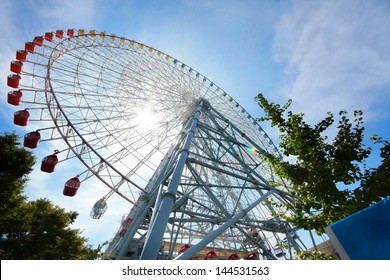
[[6, 29, 310, 260]]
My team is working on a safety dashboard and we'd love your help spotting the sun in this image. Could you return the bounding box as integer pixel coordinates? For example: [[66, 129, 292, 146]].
[[133, 105, 159, 134]]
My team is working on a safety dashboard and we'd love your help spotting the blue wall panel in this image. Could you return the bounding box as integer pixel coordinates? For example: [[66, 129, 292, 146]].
[[329, 196, 390, 259]]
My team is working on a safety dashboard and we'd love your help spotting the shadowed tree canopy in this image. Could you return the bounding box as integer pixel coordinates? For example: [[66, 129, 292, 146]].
[[255, 94, 390, 234], [355, 137, 390, 204], [0, 132, 100, 259], [0, 133, 35, 210]]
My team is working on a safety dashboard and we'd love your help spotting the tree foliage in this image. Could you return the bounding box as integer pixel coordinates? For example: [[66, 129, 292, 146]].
[[255, 94, 390, 234], [355, 137, 390, 205], [0, 133, 35, 210], [0, 132, 100, 259], [296, 250, 334, 260]]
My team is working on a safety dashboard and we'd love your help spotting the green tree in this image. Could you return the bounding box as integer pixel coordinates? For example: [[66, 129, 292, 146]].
[[355, 138, 390, 205], [255, 94, 389, 234], [0, 132, 35, 211], [0, 132, 100, 259], [296, 250, 334, 260]]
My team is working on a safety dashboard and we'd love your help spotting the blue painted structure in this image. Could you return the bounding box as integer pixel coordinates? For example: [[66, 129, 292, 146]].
[[326, 196, 390, 260]]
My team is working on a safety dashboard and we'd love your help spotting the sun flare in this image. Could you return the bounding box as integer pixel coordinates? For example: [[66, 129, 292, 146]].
[[133, 106, 159, 133]]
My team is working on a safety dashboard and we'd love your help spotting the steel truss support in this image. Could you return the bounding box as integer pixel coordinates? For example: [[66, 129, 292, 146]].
[[140, 100, 205, 259], [175, 189, 275, 260], [110, 145, 180, 259]]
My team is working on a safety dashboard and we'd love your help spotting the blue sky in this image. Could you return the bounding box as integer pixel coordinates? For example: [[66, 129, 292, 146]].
[[1, 0, 389, 249]]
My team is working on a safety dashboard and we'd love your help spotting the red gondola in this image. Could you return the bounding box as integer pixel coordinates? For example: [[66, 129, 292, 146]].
[[23, 131, 41, 148], [118, 218, 133, 237], [227, 253, 239, 260], [33, 36, 44, 46], [56, 30, 64, 38], [122, 217, 133, 227], [7, 74, 21, 88], [45, 32, 53, 42], [246, 252, 259, 260], [63, 177, 80, 196], [7, 91, 23, 106], [178, 244, 194, 260], [118, 228, 127, 237], [67, 29, 74, 37], [14, 110, 29, 126], [10, 61, 23, 74], [25, 42, 35, 53], [16, 50, 28, 61], [178, 244, 191, 254], [41, 154, 58, 173], [204, 250, 217, 260]]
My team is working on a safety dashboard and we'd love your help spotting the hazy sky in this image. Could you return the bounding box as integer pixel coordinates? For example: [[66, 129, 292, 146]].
[[1, 0, 389, 248]]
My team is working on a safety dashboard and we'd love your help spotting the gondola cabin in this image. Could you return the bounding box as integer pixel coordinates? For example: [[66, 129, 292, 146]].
[[7, 91, 23, 106], [90, 199, 108, 219], [63, 177, 80, 197], [45, 32, 53, 42], [227, 253, 239, 260], [14, 110, 29, 126], [24, 131, 41, 148], [25, 42, 35, 53], [7, 74, 21, 88], [33, 36, 44, 46], [274, 246, 286, 258], [204, 251, 217, 260], [178, 244, 191, 254], [10, 61, 23, 74], [67, 29, 74, 37], [41, 154, 58, 173], [118, 218, 133, 237], [56, 30, 64, 38], [118, 228, 127, 237], [246, 252, 259, 260], [16, 50, 28, 61]]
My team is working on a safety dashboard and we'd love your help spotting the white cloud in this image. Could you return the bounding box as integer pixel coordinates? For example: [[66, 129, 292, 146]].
[[273, 0, 390, 123], [25, 0, 97, 29]]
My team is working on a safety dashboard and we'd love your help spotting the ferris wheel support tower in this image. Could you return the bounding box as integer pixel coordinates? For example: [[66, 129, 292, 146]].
[[140, 99, 204, 259]]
